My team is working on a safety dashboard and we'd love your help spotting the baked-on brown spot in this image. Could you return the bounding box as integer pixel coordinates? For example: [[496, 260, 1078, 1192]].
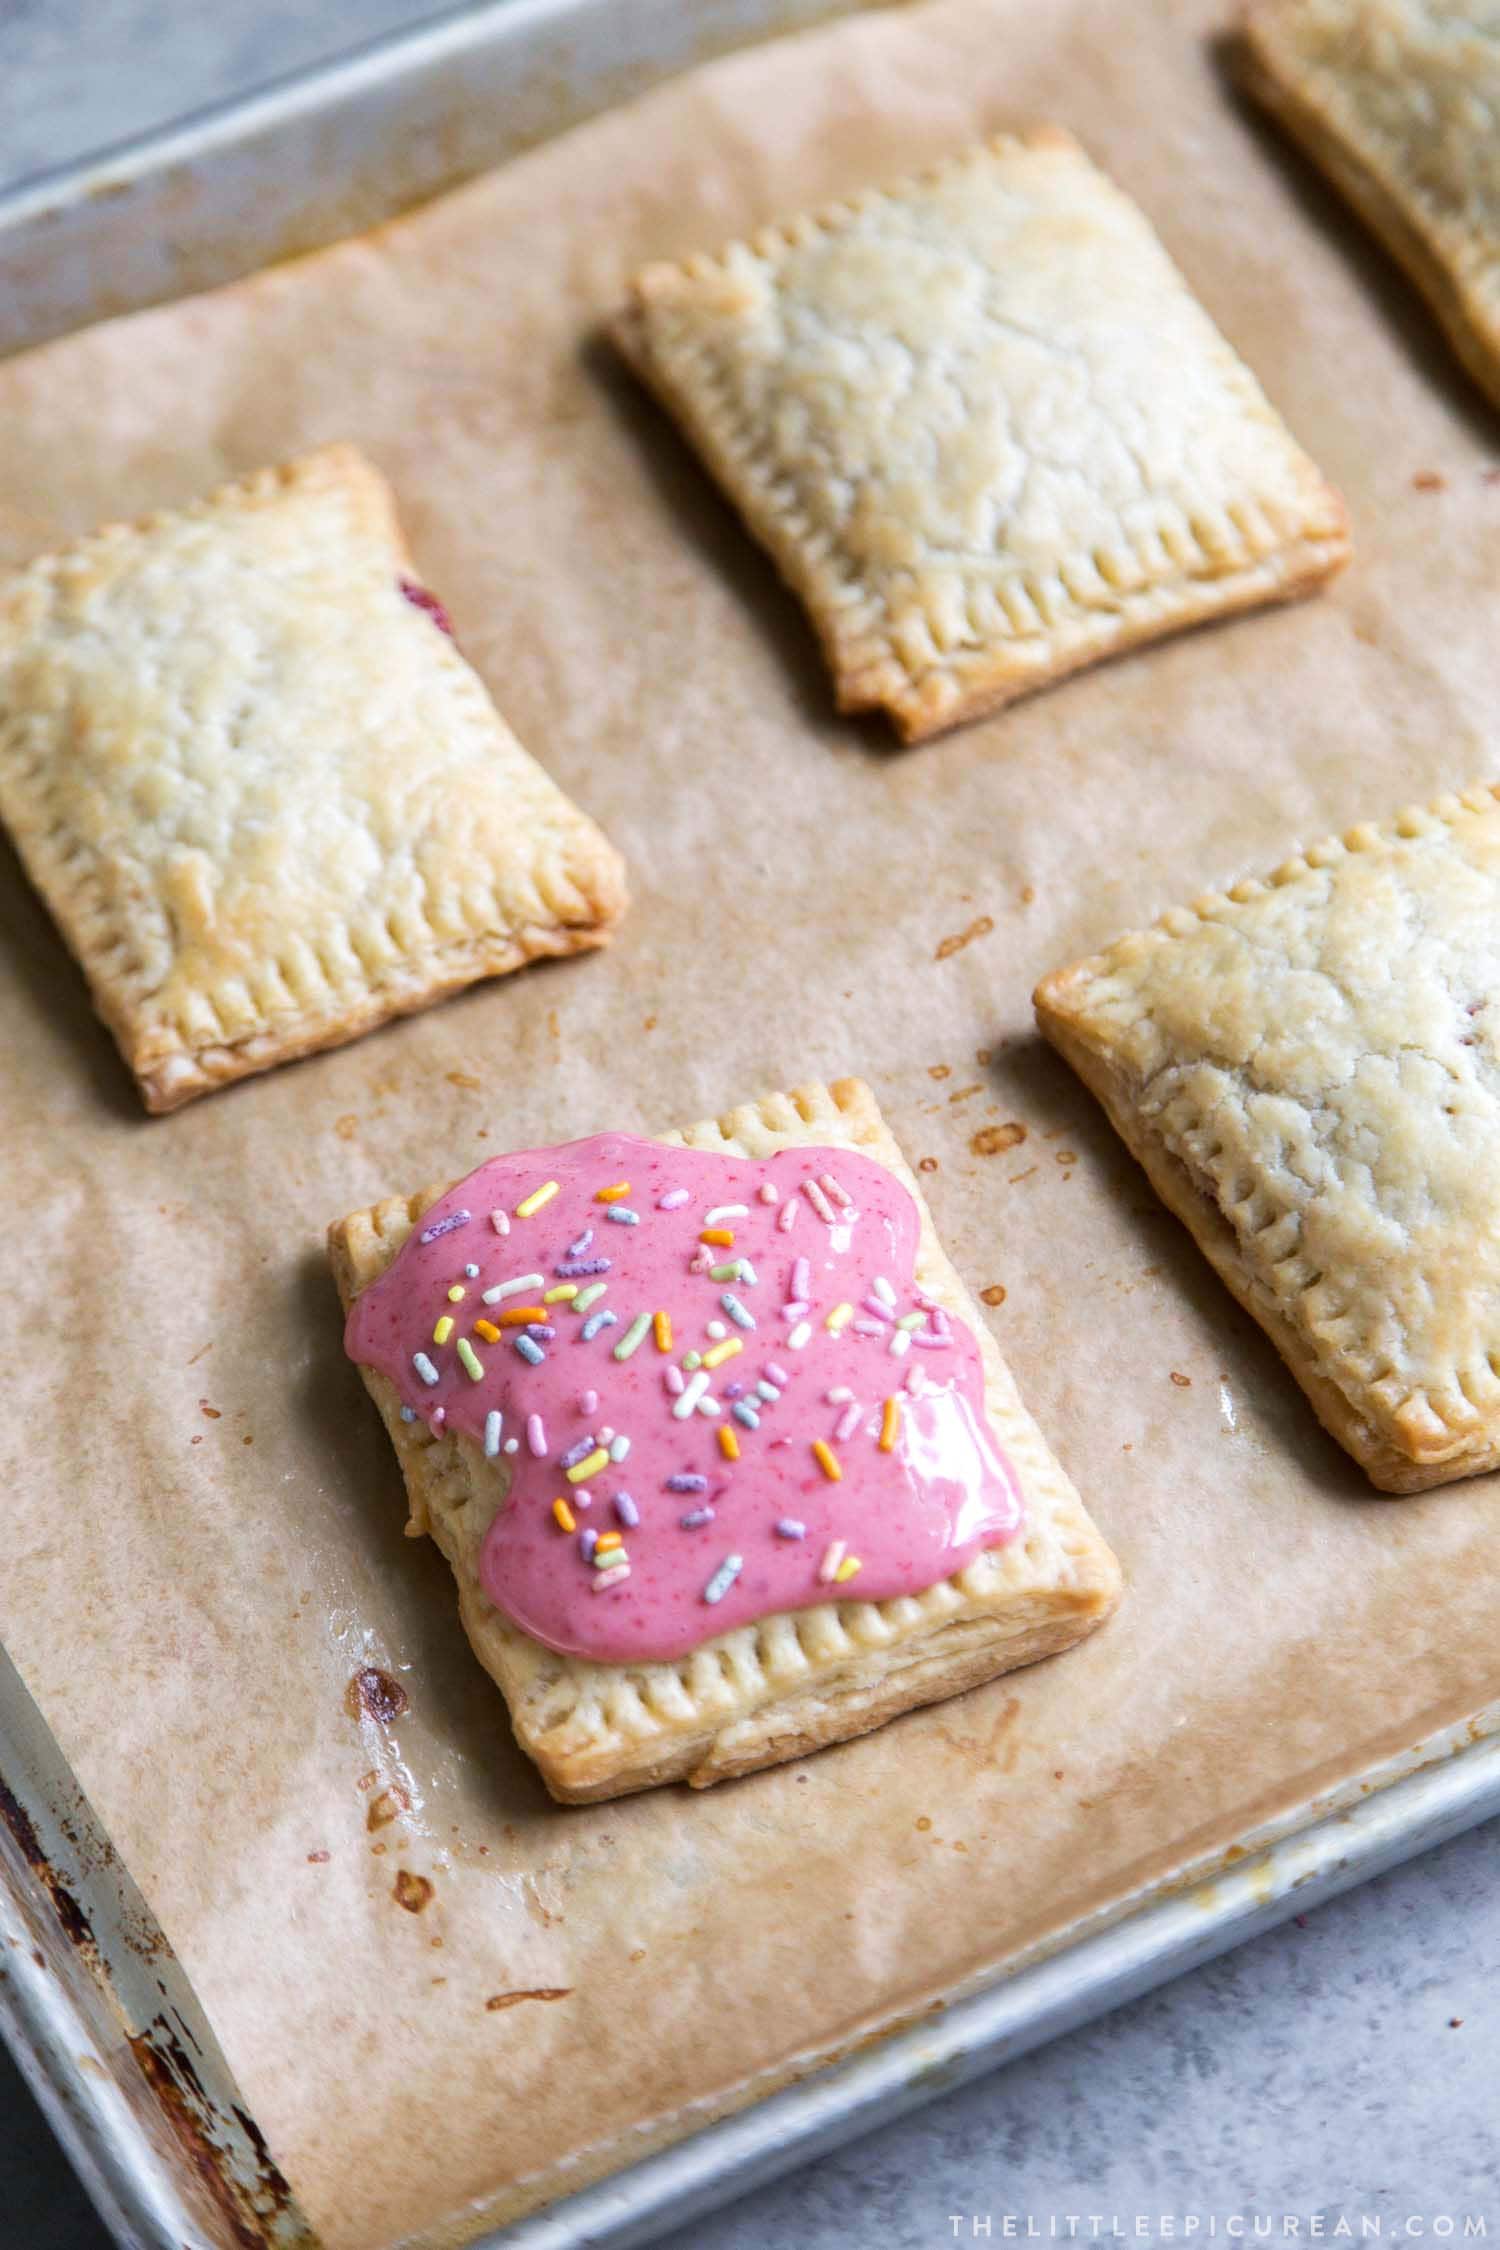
[[485, 1988, 571, 2011], [1412, 471, 1446, 491], [928, 1063, 951, 1080], [367, 1787, 409, 1832], [918, 1156, 940, 1173], [346, 1667, 409, 1724], [1170, 1371, 1192, 1389], [915, 1815, 932, 1831], [393, 1870, 434, 1913], [199, 1402, 221, 1419], [935, 915, 994, 961], [446, 1070, 481, 1090], [981, 1285, 1007, 1307], [306, 1850, 330, 1864], [335, 1113, 359, 1140], [971, 1122, 1026, 1157]]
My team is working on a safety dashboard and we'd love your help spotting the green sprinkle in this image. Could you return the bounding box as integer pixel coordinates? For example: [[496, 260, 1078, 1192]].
[[898, 1311, 926, 1331], [709, 1262, 740, 1283], [613, 1312, 652, 1361], [573, 1283, 607, 1313], [682, 1350, 703, 1372]]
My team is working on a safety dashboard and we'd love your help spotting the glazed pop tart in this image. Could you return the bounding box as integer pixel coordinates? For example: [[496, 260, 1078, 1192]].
[[329, 1078, 1120, 1801]]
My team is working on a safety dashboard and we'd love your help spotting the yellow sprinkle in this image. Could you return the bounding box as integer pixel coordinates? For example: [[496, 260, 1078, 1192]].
[[700, 1227, 734, 1247], [834, 1554, 862, 1583], [456, 1338, 484, 1381], [654, 1310, 673, 1353], [544, 1284, 578, 1304], [432, 1315, 454, 1345], [473, 1319, 501, 1344], [813, 1439, 843, 1482], [718, 1425, 740, 1461], [879, 1396, 901, 1453], [499, 1305, 547, 1326], [596, 1530, 623, 1552], [701, 1336, 743, 1371], [516, 1181, 560, 1219], [567, 1447, 610, 1484], [596, 1182, 632, 1203], [447, 1284, 466, 1303], [825, 1302, 854, 1334], [552, 1497, 576, 1533]]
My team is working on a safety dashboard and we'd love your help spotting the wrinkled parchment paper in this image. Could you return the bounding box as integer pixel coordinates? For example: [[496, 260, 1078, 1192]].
[[4, 2, 1500, 2241]]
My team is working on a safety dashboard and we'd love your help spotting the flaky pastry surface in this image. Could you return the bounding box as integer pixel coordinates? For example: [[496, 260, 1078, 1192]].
[[329, 1078, 1121, 1802], [1036, 783, 1500, 1492], [0, 444, 626, 1110], [616, 129, 1349, 741], [1241, 0, 1500, 411]]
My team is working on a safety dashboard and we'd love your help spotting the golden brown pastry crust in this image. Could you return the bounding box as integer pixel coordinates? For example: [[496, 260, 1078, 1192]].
[[1036, 782, 1500, 1492], [329, 1078, 1121, 1802], [1240, 0, 1500, 412], [0, 445, 626, 1111], [615, 129, 1350, 742]]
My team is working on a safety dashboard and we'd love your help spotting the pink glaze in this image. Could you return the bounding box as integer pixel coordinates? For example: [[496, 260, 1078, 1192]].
[[344, 1133, 1023, 1664]]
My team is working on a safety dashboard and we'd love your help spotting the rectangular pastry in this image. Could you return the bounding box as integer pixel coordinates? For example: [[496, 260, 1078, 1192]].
[[329, 1077, 1121, 1802], [615, 129, 1350, 743], [1035, 783, 1500, 1493], [0, 445, 626, 1112], [1240, 0, 1500, 411]]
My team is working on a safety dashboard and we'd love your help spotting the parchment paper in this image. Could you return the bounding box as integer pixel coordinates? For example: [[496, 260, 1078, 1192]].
[[3, 3, 1500, 2242]]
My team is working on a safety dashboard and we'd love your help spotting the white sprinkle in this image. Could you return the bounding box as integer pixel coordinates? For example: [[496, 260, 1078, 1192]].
[[888, 1328, 912, 1359], [481, 1271, 544, 1305], [703, 1553, 743, 1605], [483, 1410, 503, 1457], [781, 1301, 810, 1321], [593, 1563, 631, 1592], [787, 1321, 812, 1351], [412, 1352, 439, 1386], [489, 1210, 510, 1234], [706, 1320, 727, 1341], [818, 1539, 847, 1584], [464, 1263, 480, 1279], [735, 1259, 759, 1287], [673, 1371, 710, 1419], [759, 1182, 779, 1204], [756, 1381, 780, 1404], [835, 1402, 862, 1443], [704, 1204, 748, 1225], [721, 1292, 756, 1330], [609, 1434, 631, 1462], [777, 1199, 799, 1233], [399, 1406, 416, 1423], [826, 1387, 854, 1404], [872, 1276, 896, 1307], [697, 1394, 722, 1417], [503, 1437, 519, 1454], [658, 1188, 690, 1210], [606, 1207, 641, 1226]]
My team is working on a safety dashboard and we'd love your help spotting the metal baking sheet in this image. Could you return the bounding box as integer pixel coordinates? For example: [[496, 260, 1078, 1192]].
[[4, 4, 1500, 2246]]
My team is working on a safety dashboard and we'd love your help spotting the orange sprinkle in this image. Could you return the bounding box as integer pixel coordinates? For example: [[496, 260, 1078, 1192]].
[[700, 1228, 734, 1247], [499, 1305, 547, 1326], [879, 1396, 901, 1453], [473, 1319, 501, 1344], [596, 1530, 623, 1552], [834, 1554, 862, 1583], [596, 1182, 631, 1203], [718, 1425, 740, 1461], [654, 1310, 673, 1353], [552, 1498, 576, 1534], [813, 1439, 843, 1482]]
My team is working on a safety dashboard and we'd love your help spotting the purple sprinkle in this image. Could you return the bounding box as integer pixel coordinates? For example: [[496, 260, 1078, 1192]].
[[580, 1309, 618, 1342], [776, 1518, 806, 1540], [911, 1331, 952, 1349], [764, 1364, 789, 1387], [525, 1323, 556, 1341], [526, 1413, 547, 1457], [835, 1402, 862, 1443], [567, 1228, 595, 1257], [724, 1381, 745, 1399], [556, 1257, 612, 1277], [418, 1209, 470, 1244], [861, 1296, 894, 1323], [791, 1258, 810, 1301], [680, 1505, 715, 1528], [781, 1301, 810, 1321], [664, 1365, 685, 1395], [515, 1334, 545, 1365], [560, 1435, 597, 1470], [667, 1473, 709, 1492], [853, 1319, 887, 1338], [614, 1491, 640, 1527], [579, 1527, 598, 1562], [658, 1188, 690, 1209]]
